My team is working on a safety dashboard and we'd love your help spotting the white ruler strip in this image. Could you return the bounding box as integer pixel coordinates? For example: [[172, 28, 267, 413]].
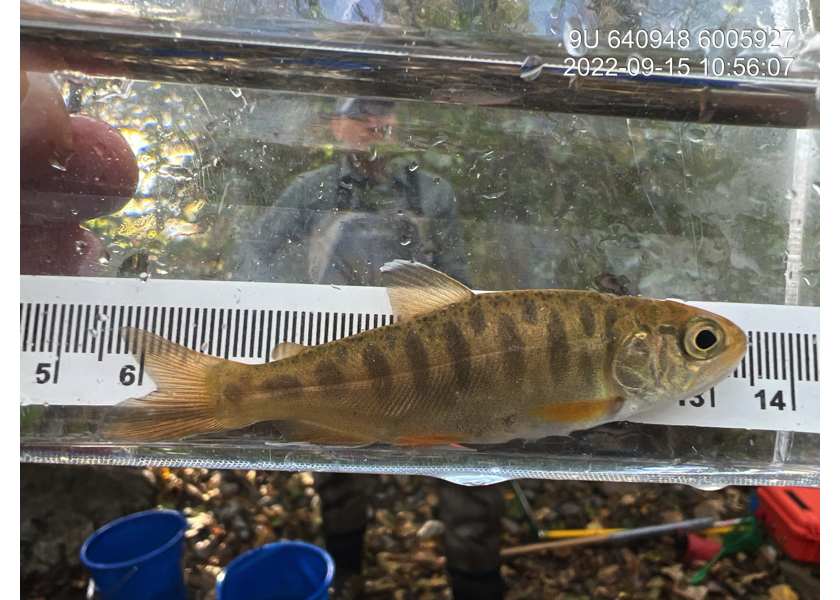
[[20, 276, 819, 434]]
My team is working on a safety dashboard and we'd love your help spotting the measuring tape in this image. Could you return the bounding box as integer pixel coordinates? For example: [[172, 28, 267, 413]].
[[20, 275, 819, 435]]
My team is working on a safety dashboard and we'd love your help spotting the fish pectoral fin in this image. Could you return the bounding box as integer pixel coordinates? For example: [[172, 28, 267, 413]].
[[530, 396, 625, 423], [274, 421, 375, 447], [271, 341, 308, 361], [380, 259, 474, 320], [394, 434, 466, 448]]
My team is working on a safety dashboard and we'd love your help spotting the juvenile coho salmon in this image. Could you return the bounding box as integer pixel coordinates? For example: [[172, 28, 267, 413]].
[[101, 260, 747, 445]]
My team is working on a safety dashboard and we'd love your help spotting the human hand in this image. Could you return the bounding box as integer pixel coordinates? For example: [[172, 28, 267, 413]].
[[20, 44, 139, 275]]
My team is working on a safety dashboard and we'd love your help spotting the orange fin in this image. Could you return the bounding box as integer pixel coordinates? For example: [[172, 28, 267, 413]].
[[380, 260, 474, 320], [530, 397, 624, 423], [100, 327, 234, 442], [271, 341, 308, 361], [395, 434, 465, 448]]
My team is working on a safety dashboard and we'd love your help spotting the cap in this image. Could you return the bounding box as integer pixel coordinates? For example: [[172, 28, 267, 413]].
[[334, 98, 396, 118]]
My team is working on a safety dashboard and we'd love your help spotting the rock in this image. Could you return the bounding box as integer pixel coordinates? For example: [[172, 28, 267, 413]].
[[619, 493, 637, 506], [21, 464, 155, 590], [558, 502, 582, 517], [597, 564, 620, 584], [379, 534, 401, 553], [416, 519, 446, 540], [501, 517, 522, 536]]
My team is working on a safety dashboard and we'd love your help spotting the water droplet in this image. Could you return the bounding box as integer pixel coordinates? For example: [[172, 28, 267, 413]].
[[434, 177, 441, 185], [563, 17, 587, 58], [481, 150, 494, 161], [98, 313, 109, 323], [75, 240, 87, 254], [520, 55, 544, 82], [69, 207, 79, 216], [549, 19, 561, 35], [684, 127, 707, 143], [397, 209, 404, 216], [812, 182, 820, 197], [431, 134, 448, 147], [441, 473, 510, 485], [230, 88, 243, 98], [568, 74, 582, 91], [339, 181, 354, 190], [785, 190, 796, 201], [380, 124, 393, 139], [139, 272, 150, 282], [200, 341, 209, 352], [48, 158, 68, 172], [400, 234, 412, 246], [408, 161, 419, 172]]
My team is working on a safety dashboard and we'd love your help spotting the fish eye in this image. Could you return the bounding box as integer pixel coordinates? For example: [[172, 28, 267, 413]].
[[683, 319, 724, 360], [695, 329, 717, 350]]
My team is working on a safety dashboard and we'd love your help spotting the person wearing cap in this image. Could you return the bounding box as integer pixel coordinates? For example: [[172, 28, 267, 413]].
[[233, 98, 471, 287], [232, 98, 505, 600]]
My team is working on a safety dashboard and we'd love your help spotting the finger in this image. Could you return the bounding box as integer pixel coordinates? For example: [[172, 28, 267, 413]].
[[20, 72, 73, 183], [21, 114, 139, 223], [20, 223, 107, 276]]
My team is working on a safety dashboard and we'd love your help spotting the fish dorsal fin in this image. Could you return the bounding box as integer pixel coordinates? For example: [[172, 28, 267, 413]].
[[271, 342, 308, 361], [380, 260, 474, 320]]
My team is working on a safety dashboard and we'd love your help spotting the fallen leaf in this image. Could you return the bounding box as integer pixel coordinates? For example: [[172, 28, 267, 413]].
[[742, 571, 768, 584], [769, 584, 799, 600], [661, 563, 685, 582]]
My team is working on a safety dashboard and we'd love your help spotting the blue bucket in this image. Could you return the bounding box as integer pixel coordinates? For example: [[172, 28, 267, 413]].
[[216, 541, 335, 600], [80, 509, 188, 600]]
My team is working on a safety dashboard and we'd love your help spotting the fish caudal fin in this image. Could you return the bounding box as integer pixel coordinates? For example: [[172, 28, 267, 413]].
[[100, 327, 232, 442]]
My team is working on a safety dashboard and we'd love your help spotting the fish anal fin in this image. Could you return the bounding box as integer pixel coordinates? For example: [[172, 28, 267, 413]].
[[394, 434, 465, 448], [380, 259, 474, 320], [275, 421, 375, 448], [271, 342, 308, 361], [101, 392, 233, 442], [530, 397, 625, 423]]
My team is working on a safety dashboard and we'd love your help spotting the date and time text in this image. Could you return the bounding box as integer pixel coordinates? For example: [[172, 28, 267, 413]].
[[559, 28, 798, 78]]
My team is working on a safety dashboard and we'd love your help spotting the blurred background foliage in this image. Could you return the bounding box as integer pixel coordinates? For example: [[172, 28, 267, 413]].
[[72, 78, 818, 307]]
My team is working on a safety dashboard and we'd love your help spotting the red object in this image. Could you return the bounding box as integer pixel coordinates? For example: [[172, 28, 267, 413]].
[[676, 531, 722, 564], [756, 487, 820, 563]]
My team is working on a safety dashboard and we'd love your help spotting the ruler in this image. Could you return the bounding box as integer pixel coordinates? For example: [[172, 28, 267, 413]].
[[20, 275, 819, 434]]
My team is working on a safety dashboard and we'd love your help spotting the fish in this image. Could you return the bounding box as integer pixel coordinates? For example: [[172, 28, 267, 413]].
[[100, 260, 747, 446]]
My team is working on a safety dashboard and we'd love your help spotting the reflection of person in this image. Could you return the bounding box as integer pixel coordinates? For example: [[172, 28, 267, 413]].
[[233, 98, 470, 287], [233, 99, 505, 600], [20, 45, 139, 276]]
